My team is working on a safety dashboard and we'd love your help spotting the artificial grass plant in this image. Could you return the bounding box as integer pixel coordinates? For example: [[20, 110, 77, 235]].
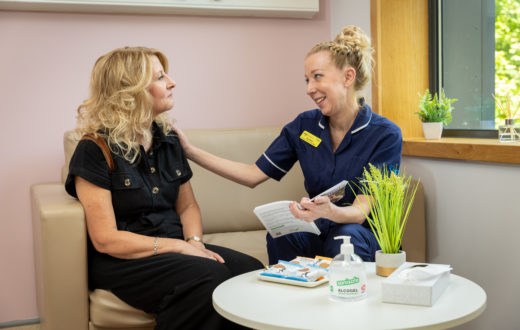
[[355, 164, 419, 254]]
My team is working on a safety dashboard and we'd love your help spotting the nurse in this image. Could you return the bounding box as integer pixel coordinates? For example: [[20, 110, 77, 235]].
[[174, 25, 402, 264]]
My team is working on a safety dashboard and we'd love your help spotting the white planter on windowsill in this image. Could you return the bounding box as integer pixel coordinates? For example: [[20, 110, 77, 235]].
[[422, 122, 443, 140]]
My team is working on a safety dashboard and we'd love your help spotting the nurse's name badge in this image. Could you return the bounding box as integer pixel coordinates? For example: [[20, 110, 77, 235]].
[[299, 130, 321, 147]]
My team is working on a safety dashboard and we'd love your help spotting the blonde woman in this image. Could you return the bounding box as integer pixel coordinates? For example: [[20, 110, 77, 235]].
[[174, 26, 403, 265], [65, 47, 262, 330]]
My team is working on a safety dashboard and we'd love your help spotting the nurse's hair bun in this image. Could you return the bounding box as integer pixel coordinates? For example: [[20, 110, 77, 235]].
[[307, 25, 373, 91]]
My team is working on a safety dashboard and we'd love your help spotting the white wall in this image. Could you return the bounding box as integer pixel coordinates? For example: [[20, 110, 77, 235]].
[[402, 156, 520, 330]]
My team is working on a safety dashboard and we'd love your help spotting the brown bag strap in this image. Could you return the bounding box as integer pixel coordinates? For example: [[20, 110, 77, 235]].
[[80, 134, 114, 173]]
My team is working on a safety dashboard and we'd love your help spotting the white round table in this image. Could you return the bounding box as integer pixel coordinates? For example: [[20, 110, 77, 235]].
[[213, 263, 486, 330]]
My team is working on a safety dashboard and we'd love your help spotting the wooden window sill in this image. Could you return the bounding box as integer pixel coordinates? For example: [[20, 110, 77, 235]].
[[403, 137, 520, 165]]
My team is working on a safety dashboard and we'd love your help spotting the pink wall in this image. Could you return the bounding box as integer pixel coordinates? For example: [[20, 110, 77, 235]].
[[0, 1, 330, 323]]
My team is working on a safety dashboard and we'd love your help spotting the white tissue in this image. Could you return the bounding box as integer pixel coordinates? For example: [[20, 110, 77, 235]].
[[383, 262, 452, 306], [398, 265, 452, 282]]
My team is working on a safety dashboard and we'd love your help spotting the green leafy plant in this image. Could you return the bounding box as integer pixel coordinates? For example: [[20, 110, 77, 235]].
[[354, 164, 419, 254], [416, 89, 457, 125]]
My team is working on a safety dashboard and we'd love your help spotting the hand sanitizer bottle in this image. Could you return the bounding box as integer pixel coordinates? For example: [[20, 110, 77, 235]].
[[329, 236, 367, 301]]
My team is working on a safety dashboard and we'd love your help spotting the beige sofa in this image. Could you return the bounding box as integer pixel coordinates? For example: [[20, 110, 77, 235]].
[[31, 127, 426, 330]]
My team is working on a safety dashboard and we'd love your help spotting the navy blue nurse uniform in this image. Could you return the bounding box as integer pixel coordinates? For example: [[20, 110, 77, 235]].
[[255, 104, 402, 264]]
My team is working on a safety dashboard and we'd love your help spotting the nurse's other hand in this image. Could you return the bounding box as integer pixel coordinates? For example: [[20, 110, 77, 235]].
[[289, 196, 332, 222]]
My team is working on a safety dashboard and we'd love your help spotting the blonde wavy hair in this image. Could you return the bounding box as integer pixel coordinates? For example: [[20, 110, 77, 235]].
[[307, 25, 373, 92], [76, 46, 172, 163]]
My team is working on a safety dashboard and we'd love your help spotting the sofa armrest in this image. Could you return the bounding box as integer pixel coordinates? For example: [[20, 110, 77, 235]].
[[31, 183, 89, 330]]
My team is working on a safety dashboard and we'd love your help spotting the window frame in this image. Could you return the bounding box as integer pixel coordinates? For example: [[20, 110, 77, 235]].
[[428, 0, 499, 138], [371, 0, 520, 165]]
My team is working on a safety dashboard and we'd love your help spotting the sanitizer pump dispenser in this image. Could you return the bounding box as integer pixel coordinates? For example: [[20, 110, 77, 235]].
[[328, 236, 367, 301]]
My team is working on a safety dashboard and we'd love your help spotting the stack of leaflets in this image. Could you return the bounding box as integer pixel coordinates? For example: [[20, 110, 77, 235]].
[[259, 256, 332, 284]]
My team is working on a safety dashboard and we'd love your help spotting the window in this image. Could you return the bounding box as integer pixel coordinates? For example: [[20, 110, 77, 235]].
[[430, 0, 520, 137]]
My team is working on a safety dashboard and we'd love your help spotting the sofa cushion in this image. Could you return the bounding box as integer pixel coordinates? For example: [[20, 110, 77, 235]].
[[185, 127, 307, 234], [203, 229, 269, 266], [89, 289, 155, 329]]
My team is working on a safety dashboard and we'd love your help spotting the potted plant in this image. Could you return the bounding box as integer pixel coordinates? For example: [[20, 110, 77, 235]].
[[492, 94, 520, 143], [416, 89, 457, 139], [354, 164, 420, 277]]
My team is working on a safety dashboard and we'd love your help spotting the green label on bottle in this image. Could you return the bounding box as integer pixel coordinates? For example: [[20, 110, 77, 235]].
[[336, 276, 360, 286]]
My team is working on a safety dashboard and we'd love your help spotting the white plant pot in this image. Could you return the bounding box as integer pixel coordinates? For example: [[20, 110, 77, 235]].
[[422, 122, 443, 140], [375, 250, 406, 277]]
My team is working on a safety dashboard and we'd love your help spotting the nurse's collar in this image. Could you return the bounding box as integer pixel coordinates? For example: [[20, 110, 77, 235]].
[[351, 107, 372, 135], [317, 104, 372, 134]]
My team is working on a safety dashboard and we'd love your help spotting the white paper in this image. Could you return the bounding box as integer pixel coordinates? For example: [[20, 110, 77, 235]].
[[310, 180, 348, 203], [254, 201, 320, 238], [253, 180, 348, 238], [398, 264, 452, 282]]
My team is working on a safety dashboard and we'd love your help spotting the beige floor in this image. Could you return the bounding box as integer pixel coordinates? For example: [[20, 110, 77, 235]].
[[2, 325, 39, 330]]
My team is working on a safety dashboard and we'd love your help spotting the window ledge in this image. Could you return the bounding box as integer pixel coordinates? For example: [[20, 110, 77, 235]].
[[403, 137, 520, 165]]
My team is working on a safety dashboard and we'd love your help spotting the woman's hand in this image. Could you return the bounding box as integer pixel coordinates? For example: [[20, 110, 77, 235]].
[[289, 195, 333, 223], [186, 240, 225, 263]]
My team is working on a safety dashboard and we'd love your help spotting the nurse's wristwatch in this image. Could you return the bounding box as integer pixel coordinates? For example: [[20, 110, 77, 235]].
[[186, 235, 203, 243]]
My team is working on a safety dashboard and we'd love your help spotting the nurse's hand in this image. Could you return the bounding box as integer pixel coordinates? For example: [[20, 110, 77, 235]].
[[170, 123, 194, 157], [289, 196, 333, 223]]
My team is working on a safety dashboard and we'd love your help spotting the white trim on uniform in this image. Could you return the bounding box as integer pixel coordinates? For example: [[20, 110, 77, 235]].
[[262, 153, 288, 173], [351, 112, 372, 135]]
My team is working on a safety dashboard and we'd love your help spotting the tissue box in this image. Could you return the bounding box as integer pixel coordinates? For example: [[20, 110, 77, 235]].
[[382, 262, 451, 307]]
